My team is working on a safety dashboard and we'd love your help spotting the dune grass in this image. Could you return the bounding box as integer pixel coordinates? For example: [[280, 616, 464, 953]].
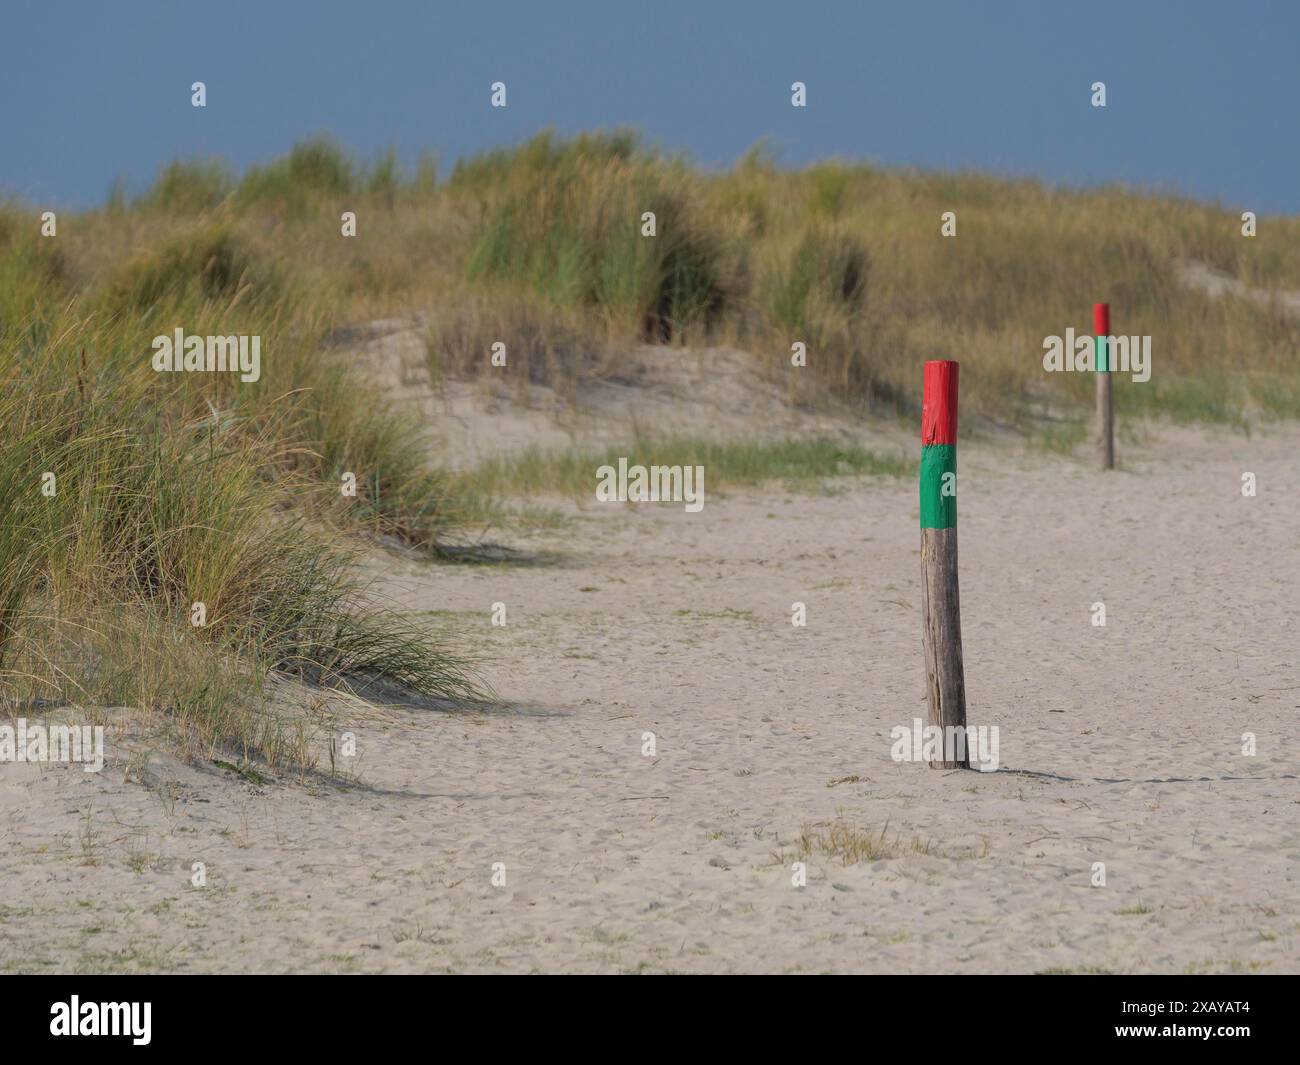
[[0, 194, 478, 772], [56, 129, 1298, 430]]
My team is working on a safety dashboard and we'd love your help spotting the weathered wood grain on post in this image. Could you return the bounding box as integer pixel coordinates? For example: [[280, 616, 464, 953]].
[[919, 360, 968, 769], [921, 527, 968, 767]]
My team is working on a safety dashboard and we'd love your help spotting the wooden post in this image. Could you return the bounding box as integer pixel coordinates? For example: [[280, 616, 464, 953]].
[[919, 360, 968, 769], [1094, 302, 1114, 470]]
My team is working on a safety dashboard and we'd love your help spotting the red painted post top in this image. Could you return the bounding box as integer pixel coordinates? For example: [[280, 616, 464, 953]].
[[921, 360, 959, 446], [1093, 302, 1110, 335]]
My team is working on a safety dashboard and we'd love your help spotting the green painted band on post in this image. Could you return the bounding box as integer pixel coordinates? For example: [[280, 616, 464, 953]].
[[919, 444, 956, 529], [1096, 335, 1109, 373]]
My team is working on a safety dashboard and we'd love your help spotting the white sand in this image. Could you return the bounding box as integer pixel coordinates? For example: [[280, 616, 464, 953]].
[[2, 350, 1297, 973]]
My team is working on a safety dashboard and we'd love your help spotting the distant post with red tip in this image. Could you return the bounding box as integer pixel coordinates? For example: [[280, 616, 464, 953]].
[[919, 360, 968, 769], [1094, 302, 1114, 470]]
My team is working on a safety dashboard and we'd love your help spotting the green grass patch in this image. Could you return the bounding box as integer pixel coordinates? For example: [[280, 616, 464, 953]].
[[457, 437, 911, 501], [1030, 417, 1089, 454]]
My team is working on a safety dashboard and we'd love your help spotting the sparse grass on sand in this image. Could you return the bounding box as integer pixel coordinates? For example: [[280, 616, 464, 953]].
[[456, 437, 911, 504], [788, 819, 989, 866]]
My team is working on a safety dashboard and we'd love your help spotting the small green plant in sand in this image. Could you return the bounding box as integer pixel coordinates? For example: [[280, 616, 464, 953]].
[[787, 818, 990, 867]]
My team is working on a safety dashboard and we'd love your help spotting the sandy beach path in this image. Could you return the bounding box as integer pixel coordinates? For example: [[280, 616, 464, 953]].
[[2, 422, 1297, 973]]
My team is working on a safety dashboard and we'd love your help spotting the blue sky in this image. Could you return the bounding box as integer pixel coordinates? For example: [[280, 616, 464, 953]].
[[4, 0, 1297, 212]]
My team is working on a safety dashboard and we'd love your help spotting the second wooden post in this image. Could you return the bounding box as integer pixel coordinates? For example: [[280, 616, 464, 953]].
[[1095, 302, 1114, 470], [919, 360, 968, 769]]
